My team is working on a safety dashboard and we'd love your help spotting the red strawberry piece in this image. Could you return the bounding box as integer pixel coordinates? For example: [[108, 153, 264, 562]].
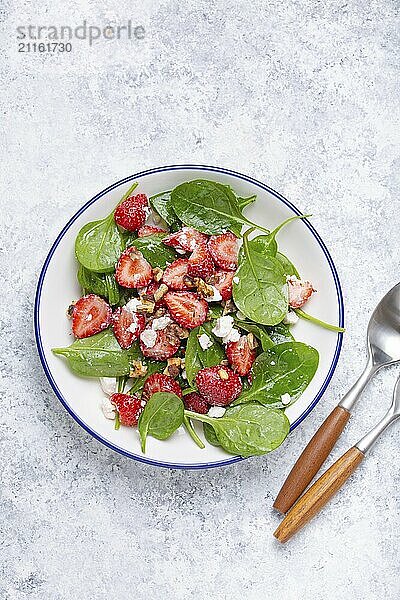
[[226, 335, 257, 376], [112, 307, 145, 349], [137, 225, 166, 237], [207, 270, 235, 301], [188, 243, 215, 279], [208, 232, 239, 271], [141, 373, 182, 403], [164, 291, 208, 329], [114, 194, 148, 232], [140, 328, 180, 360], [288, 277, 315, 308], [111, 393, 143, 427], [115, 247, 153, 288], [183, 392, 209, 414], [195, 365, 242, 406], [163, 227, 208, 253], [162, 259, 191, 290], [71, 294, 112, 339], [145, 280, 167, 307]]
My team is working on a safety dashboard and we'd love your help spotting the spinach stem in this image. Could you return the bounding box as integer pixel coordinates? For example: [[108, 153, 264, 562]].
[[270, 214, 312, 237], [183, 416, 205, 449], [114, 411, 121, 430], [294, 308, 345, 333], [184, 410, 213, 425], [239, 195, 257, 209]]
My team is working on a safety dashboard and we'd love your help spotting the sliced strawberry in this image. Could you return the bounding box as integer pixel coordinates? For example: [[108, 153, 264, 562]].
[[163, 227, 208, 253], [111, 393, 143, 426], [114, 194, 148, 232], [164, 292, 208, 329], [188, 243, 215, 279], [207, 270, 235, 301], [162, 259, 191, 290], [115, 247, 153, 288], [208, 232, 239, 271], [195, 365, 242, 406], [145, 280, 167, 307], [112, 307, 145, 349], [226, 335, 257, 376], [140, 328, 180, 360], [183, 392, 209, 414], [288, 277, 315, 308], [141, 373, 182, 403], [137, 225, 166, 237], [71, 294, 112, 339]]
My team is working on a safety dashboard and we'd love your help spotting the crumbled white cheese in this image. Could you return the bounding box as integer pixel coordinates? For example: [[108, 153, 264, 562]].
[[236, 310, 246, 320], [101, 396, 116, 419], [212, 315, 235, 338], [151, 316, 172, 331], [140, 329, 158, 348], [208, 406, 226, 418], [127, 312, 140, 333], [233, 276, 239, 284], [281, 393, 291, 405], [140, 399, 146, 408], [99, 377, 117, 396], [283, 310, 299, 326], [205, 285, 222, 303], [124, 298, 142, 314], [181, 369, 187, 380], [212, 315, 241, 344], [222, 328, 241, 344], [198, 333, 213, 350], [175, 248, 186, 255]]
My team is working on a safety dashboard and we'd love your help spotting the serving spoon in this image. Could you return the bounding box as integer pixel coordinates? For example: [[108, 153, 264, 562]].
[[274, 282, 400, 514], [274, 373, 400, 542]]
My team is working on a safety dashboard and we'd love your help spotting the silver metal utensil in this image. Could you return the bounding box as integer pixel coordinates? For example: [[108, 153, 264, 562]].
[[274, 282, 400, 514], [274, 374, 400, 543]]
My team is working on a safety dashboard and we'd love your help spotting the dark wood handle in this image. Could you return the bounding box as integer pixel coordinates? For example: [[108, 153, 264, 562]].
[[273, 406, 350, 514], [274, 446, 364, 543]]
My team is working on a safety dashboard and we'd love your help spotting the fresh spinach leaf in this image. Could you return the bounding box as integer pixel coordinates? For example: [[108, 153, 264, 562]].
[[233, 230, 288, 326], [233, 318, 274, 351], [185, 403, 290, 457], [149, 191, 180, 230], [266, 322, 294, 345], [138, 392, 184, 452], [239, 215, 307, 260], [234, 342, 319, 407], [275, 252, 300, 278], [294, 308, 345, 333], [203, 422, 220, 447], [238, 195, 257, 210], [77, 265, 120, 305], [52, 329, 140, 377], [75, 182, 138, 273], [129, 234, 177, 269], [185, 322, 225, 386]]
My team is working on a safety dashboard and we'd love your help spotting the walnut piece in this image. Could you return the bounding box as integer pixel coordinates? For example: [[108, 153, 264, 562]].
[[130, 360, 148, 378]]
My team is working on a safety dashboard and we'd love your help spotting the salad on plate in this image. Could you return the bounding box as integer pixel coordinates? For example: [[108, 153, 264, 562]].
[[53, 179, 343, 457]]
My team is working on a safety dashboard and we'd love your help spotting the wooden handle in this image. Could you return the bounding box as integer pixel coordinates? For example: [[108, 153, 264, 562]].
[[274, 446, 364, 543], [273, 406, 350, 513]]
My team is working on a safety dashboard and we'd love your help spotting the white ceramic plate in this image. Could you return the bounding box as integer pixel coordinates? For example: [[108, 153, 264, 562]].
[[35, 165, 344, 469]]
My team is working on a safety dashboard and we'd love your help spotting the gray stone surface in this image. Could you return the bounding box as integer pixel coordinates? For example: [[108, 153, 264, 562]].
[[1, 1, 399, 598]]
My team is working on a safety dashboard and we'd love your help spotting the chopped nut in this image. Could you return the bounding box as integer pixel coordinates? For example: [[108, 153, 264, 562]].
[[183, 275, 196, 289], [67, 302, 76, 319], [163, 357, 182, 378], [130, 360, 148, 378], [166, 323, 189, 341], [152, 267, 164, 282], [219, 368, 229, 380], [136, 299, 155, 314], [222, 300, 236, 315], [246, 333, 258, 350], [220, 359, 229, 366], [153, 283, 168, 302], [195, 278, 214, 298]]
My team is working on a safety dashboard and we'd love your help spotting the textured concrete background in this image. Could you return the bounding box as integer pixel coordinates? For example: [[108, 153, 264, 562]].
[[1, 1, 400, 599]]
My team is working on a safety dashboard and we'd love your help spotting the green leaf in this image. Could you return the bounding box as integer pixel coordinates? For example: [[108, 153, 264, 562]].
[[275, 252, 300, 278], [235, 342, 319, 407], [138, 392, 184, 453], [77, 265, 120, 305], [185, 323, 225, 386], [149, 191, 180, 229], [233, 318, 274, 351], [185, 403, 290, 457], [233, 230, 288, 326], [129, 234, 177, 269], [266, 322, 294, 345], [239, 215, 308, 260], [74, 182, 138, 273], [203, 422, 220, 447], [52, 329, 139, 377], [238, 195, 257, 210], [294, 308, 345, 333]]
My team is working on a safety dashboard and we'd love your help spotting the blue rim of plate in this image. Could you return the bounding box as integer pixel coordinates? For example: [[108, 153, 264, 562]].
[[34, 164, 344, 470]]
